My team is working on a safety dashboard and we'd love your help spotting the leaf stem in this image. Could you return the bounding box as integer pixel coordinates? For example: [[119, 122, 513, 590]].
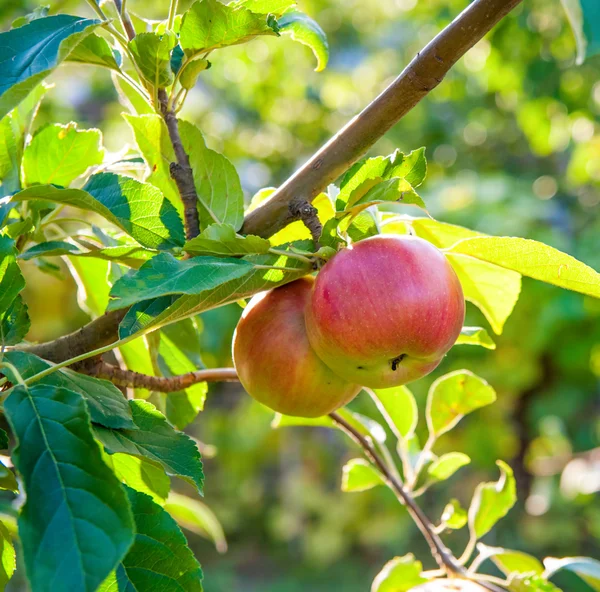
[[410, 432, 436, 489], [167, 0, 179, 31], [268, 248, 313, 265]]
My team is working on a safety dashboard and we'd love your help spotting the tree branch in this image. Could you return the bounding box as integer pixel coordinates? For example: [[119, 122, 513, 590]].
[[241, 0, 523, 238], [83, 360, 239, 391], [112, 0, 136, 42], [158, 89, 201, 240]]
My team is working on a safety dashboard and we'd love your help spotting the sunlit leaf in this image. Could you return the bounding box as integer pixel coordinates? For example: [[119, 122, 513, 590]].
[[455, 326, 496, 350], [371, 554, 427, 592], [475, 544, 544, 576], [235, 0, 295, 15], [5, 385, 134, 592], [0, 295, 29, 345], [561, 0, 600, 64], [440, 498, 467, 530], [165, 491, 228, 553], [427, 370, 496, 437], [427, 452, 470, 481], [468, 460, 517, 539], [184, 223, 271, 256], [67, 33, 121, 70], [410, 218, 482, 248], [278, 11, 329, 71], [368, 386, 417, 440], [0, 461, 18, 493], [341, 458, 384, 492], [129, 32, 176, 87], [544, 556, 600, 591]]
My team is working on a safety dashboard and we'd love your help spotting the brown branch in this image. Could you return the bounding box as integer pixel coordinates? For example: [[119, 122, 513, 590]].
[[16, 310, 127, 363], [289, 199, 322, 247], [84, 360, 239, 391], [112, 0, 136, 42], [241, 0, 523, 238], [159, 89, 201, 240]]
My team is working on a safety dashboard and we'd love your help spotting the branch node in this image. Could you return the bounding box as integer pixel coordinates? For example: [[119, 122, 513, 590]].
[[289, 199, 322, 248]]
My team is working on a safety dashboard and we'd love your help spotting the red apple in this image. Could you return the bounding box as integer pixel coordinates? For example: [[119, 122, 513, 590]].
[[305, 235, 464, 388], [233, 277, 361, 418]]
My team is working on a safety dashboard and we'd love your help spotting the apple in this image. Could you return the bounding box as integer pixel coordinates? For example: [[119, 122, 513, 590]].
[[305, 235, 464, 389], [233, 277, 361, 418]]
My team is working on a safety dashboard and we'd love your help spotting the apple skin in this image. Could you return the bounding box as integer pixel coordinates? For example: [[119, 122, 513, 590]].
[[233, 277, 361, 418], [304, 235, 465, 389]]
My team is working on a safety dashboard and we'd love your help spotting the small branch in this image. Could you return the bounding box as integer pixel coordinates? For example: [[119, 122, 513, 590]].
[[288, 199, 322, 247], [328, 411, 463, 576], [16, 309, 126, 363], [159, 90, 201, 240], [84, 360, 239, 391], [241, 0, 523, 238], [113, 0, 136, 41], [167, 0, 179, 31]]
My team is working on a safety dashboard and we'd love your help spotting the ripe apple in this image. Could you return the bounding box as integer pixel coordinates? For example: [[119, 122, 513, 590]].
[[305, 235, 464, 388], [233, 277, 361, 418]]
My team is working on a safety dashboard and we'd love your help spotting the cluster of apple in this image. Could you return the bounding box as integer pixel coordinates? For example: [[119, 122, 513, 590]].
[[233, 235, 465, 418]]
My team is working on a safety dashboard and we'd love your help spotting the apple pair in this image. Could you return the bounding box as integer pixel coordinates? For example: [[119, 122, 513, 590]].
[[233, 235, 465, 417]]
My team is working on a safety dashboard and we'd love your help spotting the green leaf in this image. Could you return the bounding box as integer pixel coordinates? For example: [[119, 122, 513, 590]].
[[446, 253, 522, 335], [179, 58, 211, 90], [117, 248, 311, 338], [426, 370, 497, 437], [386, 147, 427, 188], [336, 156, 389, 212], [341, 458, 384, 492], [0, 520, 15, 589], [561, 0, 600, 64], [235, 0, 295, 15], [476, 544, 544, 576], [129, 32, 176, 88], [455, 326, 496, 350], [2, 350, 135, 429], [0, 461, 18, 493], [108, 252, 254, 310], [277, 11, 329, 71], [119, 337, 155, 399], [95, 399, 204, 494], [0, 15, 101, 119], [0, 429, 8, 450], [68, 254, 110, 317], [99, 486, 202, 592], [66, 33, 121, 70], [468, 460, 517, 539], [449, 237, 600, 299], [113, 73, 154, 115], [371, 554, 427, 592], [103, 452, 170, 505], [440, 498, 467, 530], [186, 129, 245, 230], [13, 174, 185, 250], [347, 177, 426, 214], [427, 452, 470, 481], [4, 385, 135, 592], [0, 295, 30, 345], [165, 491, 228, 553], [184, 223, 271, 256], [180, 0, 278, 57], [544, 556, 600, 591], [509, 574, 562, 592], [410, 218, 482, 248], [23, 122, 104, 187], [368, 386, 417, 440]]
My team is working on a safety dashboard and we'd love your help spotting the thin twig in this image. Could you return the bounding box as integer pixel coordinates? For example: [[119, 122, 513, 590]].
[[158, 89, 201, 240], [241, 0, 523, 238], [328, 411, 463, 576], [83, 360, 239, 391], [113, 0, 136, 41]]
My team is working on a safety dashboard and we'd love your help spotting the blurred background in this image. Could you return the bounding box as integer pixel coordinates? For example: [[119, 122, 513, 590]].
[[2, 0, 600, 590]]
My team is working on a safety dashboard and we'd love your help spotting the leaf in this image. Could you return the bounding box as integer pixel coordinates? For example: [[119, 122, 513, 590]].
[[561, 0, 600, 64], [0, 460, 18, 493], [341, 458, 384, 492], [113, 73, 154, 115], [475, 544, 544, 576], [336, 156, 389, 212], [0, 15, 101, 118], [186, 129, 245, 230], [103, 452, 170, 505], [129, 32, 176, 88], [411, 218, 482, 248], [446, 253, 522, 335], [277, 11, 329, 71], [23, 122, 104, 187], [0, 520, 15, 589], [4, 385, 135, 592], [508, 574, 562, 592], [426, 370, 497, 437], [368, 386, 417, 440], [184, 223, 271, 256], [0, 236, 25, 316], [449, 237, 600, 299], [119, 337, 155, 399], [13, 174, 185, 250], [235, 0, 295, 15], [0, 295, 30, 345], [180, 0, 278, 57], [348, 177, 427, 214], [165, 492, 228, 553], [99, 487, 202, 592], [468, 460, 517, 539], [440, 499, 467, 530], [387, 147, 427, 188], [66, 33, 121, 70], [371, 554, 427, 592], [427, 452, 470, 481], [455, 326, 496, 350], [544, 556, 600, 591], [108, 252, 254, 310], [117, 248, 311, 338], [68, 254, 110, 317], [2, 350, 135, 429], [179, 58, 211, 90], [95, 399, 204, 494], [0, 429, 8, 450]]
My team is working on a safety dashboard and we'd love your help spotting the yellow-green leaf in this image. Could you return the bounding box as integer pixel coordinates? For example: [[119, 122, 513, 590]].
[[341, 458, 384, 492]]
